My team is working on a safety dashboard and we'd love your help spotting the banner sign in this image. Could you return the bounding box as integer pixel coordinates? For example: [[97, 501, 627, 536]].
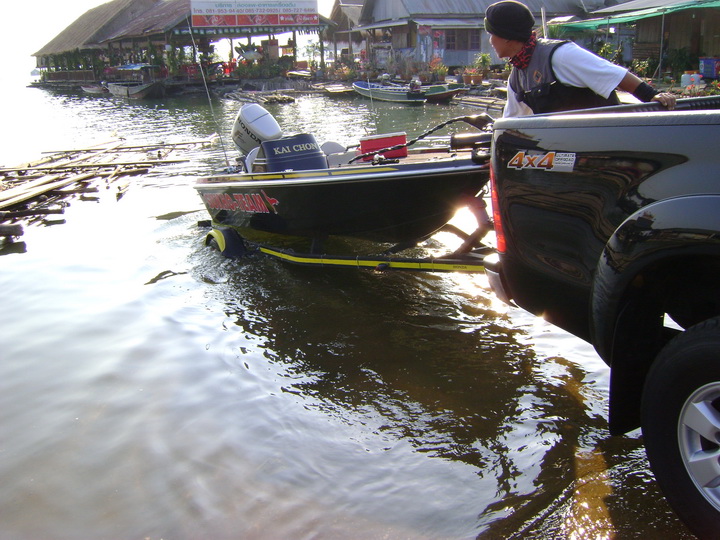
[[191, 1, 319, 27]]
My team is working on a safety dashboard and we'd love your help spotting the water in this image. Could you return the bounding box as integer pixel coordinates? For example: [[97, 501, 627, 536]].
[[0, 83, 693, 539]]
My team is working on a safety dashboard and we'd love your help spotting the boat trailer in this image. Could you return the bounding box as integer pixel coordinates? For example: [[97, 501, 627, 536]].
[[199, 216, 493, 274], [254, 243, 491, 273]]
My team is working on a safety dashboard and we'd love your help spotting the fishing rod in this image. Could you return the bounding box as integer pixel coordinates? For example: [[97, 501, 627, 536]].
[[348, 113, 494, 164], [186, 16, 232, 169]]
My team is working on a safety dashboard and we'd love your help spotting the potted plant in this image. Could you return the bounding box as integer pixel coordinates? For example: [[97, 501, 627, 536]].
[[463, 66, 482, 85], [474, 52, 492, 78], [429, 56, 448, 82]]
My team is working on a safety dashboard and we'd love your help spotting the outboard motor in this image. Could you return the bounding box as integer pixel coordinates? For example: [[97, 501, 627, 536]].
[[231, 103, 328, 173], [253, 134, 328, 173], [231, 103, 283, 155]]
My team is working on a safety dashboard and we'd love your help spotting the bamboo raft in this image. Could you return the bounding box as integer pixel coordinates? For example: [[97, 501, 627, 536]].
[[0, 136, 216, 239]]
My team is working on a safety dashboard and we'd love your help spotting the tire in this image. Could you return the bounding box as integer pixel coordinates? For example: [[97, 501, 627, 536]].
[[205, 227, 248, 259], [641, 316, 720, 539]]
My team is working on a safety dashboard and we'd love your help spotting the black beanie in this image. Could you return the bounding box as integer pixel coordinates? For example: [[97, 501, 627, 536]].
[[485, 1, 535, 42]]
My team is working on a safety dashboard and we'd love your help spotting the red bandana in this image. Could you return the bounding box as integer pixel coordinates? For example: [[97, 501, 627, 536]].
[[510, 32, 537, 70]]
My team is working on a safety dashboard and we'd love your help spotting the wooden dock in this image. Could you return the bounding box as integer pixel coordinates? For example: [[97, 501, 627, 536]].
[[0, 136, 215, 238]]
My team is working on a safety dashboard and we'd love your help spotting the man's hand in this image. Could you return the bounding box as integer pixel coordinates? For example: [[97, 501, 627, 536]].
[[652, 92, 676, 110]]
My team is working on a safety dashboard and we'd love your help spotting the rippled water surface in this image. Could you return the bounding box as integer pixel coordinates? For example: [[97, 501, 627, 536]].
[[0, 82, 694, 539]]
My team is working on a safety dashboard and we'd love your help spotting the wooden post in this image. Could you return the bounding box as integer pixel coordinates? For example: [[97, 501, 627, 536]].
[[319, 27, 326, 72]]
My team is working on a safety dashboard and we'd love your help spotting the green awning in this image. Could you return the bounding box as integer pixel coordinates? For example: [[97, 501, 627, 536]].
[[557, 0, 720, 30]]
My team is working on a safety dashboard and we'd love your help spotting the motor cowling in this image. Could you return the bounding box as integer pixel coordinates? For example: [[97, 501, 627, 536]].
[[231, 103, 283, 155]]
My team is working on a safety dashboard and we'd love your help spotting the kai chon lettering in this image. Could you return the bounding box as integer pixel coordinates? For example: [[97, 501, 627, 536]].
[[201, 190, 279, 214], [272, 142, 319, 155]]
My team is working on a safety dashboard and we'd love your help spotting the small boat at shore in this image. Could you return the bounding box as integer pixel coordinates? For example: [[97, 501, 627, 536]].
[[107, 80, 165, 99], [81, 84, 108, 95], [352, 80, 467, 104], [105, 64, 166, 99], [424, 83, 468, 102], [352, 80, 427, 104], [195, 104, 494, 258], [313, 82, 355, 97]]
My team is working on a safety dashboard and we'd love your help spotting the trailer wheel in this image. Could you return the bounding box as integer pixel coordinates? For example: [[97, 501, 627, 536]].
[[205, 227, 248, 258], [641, 316, 720, 539]]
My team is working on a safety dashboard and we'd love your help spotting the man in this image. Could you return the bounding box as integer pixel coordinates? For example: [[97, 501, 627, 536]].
[[484, 0, 676, 117]]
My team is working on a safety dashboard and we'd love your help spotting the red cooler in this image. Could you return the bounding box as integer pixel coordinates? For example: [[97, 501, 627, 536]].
[[359, 132, 408, 161]]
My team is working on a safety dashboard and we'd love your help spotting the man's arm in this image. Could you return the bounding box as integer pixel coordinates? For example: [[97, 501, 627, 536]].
[[618, 72, 676, 109]]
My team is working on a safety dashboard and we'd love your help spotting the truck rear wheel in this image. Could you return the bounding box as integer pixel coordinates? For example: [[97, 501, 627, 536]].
[[641, 316, 720, 539]]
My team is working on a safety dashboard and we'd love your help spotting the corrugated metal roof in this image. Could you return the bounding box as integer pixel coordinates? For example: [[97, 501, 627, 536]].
[[593, 0, 713, 13], [413, 17, 483, 26], [562, 0, 720, 27], [359, 0, 610, 26]]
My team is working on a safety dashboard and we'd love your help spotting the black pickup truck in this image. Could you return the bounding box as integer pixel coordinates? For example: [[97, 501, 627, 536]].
[[483, 96, 720, 537]]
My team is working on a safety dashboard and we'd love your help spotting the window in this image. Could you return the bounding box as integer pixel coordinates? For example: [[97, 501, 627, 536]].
[[445, 29, 481, 51]]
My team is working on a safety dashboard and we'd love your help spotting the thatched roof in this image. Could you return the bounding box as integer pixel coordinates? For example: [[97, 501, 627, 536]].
[[34, 0, 330, 57], [33, 0, 161, 56], [329, 0, 364, 34], [101, 0, 190, 42]]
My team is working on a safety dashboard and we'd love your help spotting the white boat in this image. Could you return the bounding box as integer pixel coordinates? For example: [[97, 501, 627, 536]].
[[107, 80, 165, 99], [81, 84, 108, 95], [105, 64, 165, 99]]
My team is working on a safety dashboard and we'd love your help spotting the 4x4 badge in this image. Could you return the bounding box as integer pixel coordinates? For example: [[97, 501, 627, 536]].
[[507, 151, 576, 172]]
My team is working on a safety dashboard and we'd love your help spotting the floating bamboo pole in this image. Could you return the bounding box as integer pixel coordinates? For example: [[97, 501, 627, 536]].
[[40, 136, 216, 155], [0, 174, 66, 203], [0, 208, 64, 220], [0, 172, 99, 210], [0, 136, 212, 211], [0, 158, 188, 174], [0, 224, 24, 237]]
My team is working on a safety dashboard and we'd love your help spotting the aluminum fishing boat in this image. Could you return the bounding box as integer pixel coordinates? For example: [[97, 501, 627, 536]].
[[194, 104, 494, 259]]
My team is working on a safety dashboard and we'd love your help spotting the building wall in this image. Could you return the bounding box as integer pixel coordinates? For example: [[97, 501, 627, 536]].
[[636, 9, 720, 59]]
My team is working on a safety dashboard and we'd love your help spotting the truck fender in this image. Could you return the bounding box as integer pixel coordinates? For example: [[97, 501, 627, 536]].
[[590, 195, 720, 434]]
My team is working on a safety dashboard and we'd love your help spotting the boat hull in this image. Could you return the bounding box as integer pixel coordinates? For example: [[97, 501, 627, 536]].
[[107, 80, 165, 99], [424, 83, 467, 102], [81, 84, 108, 95], [352, 81, 426, 104], [195, 157, 487, 244]]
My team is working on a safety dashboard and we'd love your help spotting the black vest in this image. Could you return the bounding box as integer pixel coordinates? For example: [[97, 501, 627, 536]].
[[509, 39, 620, 114]]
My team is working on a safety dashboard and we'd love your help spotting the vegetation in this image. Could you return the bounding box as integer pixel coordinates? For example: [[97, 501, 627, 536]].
[[667, 47, 697, 79], [429, 56, 448, 79], [474, 52, 492, 71]]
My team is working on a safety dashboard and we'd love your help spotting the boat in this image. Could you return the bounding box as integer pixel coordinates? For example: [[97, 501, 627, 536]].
[[81, 84, 108, 95], [107, 80, 165, 99], [352, 80, 427, 104], [195, 103, 494, 260], [313, 82, 355, 97], [105, 64, 166, 99], [424, 83, 468, 102]]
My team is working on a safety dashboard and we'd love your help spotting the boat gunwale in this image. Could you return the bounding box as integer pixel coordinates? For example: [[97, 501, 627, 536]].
[[194, 158, 487, 190]]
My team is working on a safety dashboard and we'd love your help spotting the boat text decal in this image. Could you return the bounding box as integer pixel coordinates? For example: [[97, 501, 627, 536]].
[[507, 151, 575, 172], [201, 190, 279, 214], [270, 141, 320, 155]]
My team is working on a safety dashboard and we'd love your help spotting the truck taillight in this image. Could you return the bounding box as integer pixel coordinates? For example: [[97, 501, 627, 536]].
[[489, 166, 506, 253]]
